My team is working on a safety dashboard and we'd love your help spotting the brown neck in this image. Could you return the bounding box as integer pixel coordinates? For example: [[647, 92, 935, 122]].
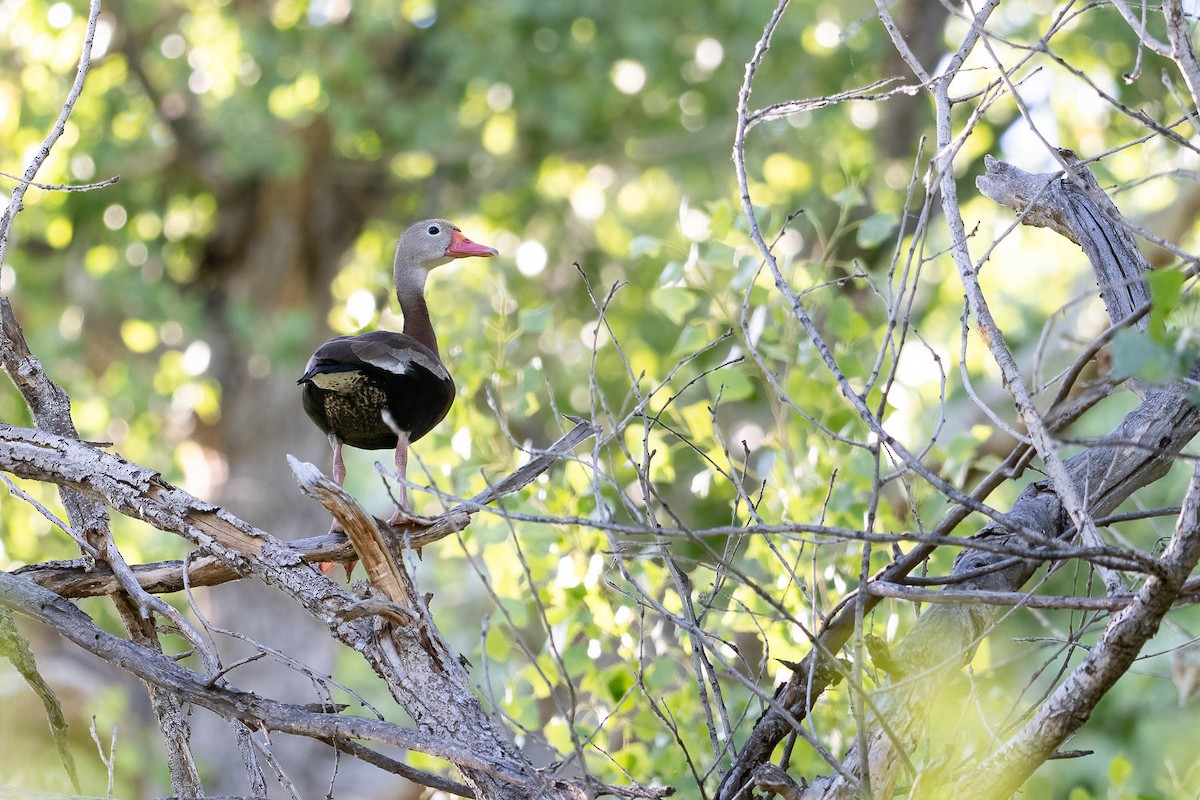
[[397, 281, 439, 358]]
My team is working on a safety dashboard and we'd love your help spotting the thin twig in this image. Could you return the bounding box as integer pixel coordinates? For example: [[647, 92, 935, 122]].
[[0, 0, 105, 277]]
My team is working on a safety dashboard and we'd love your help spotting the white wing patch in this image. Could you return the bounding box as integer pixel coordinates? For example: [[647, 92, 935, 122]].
[[351, 338, 448, 381]]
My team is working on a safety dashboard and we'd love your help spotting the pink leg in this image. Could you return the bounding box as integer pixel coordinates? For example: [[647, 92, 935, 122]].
[[319, 434, 352, 577], [329, 434, 347, 485], [387, 432, 412, 526]]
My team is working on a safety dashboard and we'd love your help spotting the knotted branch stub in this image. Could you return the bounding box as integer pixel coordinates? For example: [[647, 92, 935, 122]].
[[288, 456, 417, 610], [976, 152, 1152, 331]]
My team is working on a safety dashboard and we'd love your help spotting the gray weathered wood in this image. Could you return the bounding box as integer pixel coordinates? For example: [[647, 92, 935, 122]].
[[0, 424, 535, 797], [0, 569, 522, 781], [976, 152, 1152, 332], [0, 422, 673, 800], [795, 155, 1197, 798], [14, 420, 598, 599], [720, 154, 1196, 800], [948, 463, 1200, 798]]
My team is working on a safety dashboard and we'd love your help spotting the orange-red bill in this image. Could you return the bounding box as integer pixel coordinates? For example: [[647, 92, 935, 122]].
[[446, 229, 498, 258]]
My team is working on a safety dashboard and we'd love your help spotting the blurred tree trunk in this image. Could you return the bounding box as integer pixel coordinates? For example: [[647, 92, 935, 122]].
[[186, 120, 403, 795], [877, 0, 949, 162]]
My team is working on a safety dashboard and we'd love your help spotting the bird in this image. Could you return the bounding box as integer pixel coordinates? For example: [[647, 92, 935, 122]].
[[298, 219, 497, 573]]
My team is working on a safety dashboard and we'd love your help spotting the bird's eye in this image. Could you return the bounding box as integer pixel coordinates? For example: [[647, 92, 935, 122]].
[[427, 225, 440, 235]]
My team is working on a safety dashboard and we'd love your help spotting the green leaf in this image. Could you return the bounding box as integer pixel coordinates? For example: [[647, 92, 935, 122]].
[[673, 321, 717, 356], [1108, 753, 1133, 786], [485, 629, 512, 662], [519, 305, 553, 333], [606, 667, 631, 701], [658, 260, 685, 286], [831, 185, 867, 208], [629, 235, 662, 259], [1110, 329, 1184, 384], [707, 199, 736, 240], [1147, 267, 1184, 339], [706, 364, 757, 402], [650, 287, 700, 325], [733, 253, 764, 290], [855, 211, 897, 249]]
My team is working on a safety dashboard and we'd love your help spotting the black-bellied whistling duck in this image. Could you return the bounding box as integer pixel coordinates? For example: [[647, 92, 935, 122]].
[[299, 219, 497, 573]]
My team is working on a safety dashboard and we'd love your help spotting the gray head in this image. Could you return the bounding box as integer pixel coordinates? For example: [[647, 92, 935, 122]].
[[394, 219, 497, 288], [387, 220, 496, 350]]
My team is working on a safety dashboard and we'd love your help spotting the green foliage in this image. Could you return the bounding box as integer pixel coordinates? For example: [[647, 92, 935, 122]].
[[0, 608, 78, 790], [1110, 328, 1197, 385], [2, 0, 1199, 796], [1111, 267, 1199, 386]]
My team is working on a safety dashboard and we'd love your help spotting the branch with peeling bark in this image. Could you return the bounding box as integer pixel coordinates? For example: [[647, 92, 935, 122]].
[[0, 419, 676, 799], [976, 153, 1152, 336], [788, 152, 1197, 797], [14, 419, 597, 599]]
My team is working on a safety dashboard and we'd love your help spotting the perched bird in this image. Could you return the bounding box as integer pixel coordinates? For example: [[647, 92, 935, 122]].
[[299, 219, 497, 572]]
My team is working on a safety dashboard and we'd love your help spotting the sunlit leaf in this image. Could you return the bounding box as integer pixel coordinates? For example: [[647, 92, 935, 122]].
[[855, 210, 897, 249]]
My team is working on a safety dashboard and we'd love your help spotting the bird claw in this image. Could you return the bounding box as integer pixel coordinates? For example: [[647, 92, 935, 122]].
[[386, 509, 436, 529], [318, 521, 354, 578], [317, 559, 358, 580]]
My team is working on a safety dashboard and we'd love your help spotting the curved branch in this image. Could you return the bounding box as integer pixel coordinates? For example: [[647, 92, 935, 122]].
[[0, 569, 526, 782], [952, 462, 1200, 799]]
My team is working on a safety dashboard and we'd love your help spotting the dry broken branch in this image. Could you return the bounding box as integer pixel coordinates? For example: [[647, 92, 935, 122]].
[[976, 153, 1152, 331], [14, 419, 597, 598], [0, 420, 678, 800], [290, 456, 423, 609]]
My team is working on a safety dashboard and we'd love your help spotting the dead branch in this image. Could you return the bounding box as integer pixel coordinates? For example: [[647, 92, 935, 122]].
[[722, 28, 1198, 799], [976, 154, 1152, 332], [290, 456, 420, 608], [789, 146, 1198, 796], [948, 462, 1200, 799], [13, 420, 597, 598], [0, 569, 523, 781], [0, 423, 534, 795], [868, 580, 1200, 611], [0, 421, 675, 800], [782, 161, 1195, 800]]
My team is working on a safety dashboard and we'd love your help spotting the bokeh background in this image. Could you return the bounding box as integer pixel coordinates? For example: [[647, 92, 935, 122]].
[[3, 0, 1200, 797]]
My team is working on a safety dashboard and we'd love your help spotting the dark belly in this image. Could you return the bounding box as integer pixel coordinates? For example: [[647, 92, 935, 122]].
[[302, 369, 454, 450]]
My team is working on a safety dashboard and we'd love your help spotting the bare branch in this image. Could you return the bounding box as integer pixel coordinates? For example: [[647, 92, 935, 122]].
[[952, 461, 1200, 799], [1162, 0, 1200, 128], [723, 0, 1200, 789], [0, 169, 119, 192], [0, 0, 104, 275], [868, 581, 1200, 611], [0, 569, 527, 783]]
